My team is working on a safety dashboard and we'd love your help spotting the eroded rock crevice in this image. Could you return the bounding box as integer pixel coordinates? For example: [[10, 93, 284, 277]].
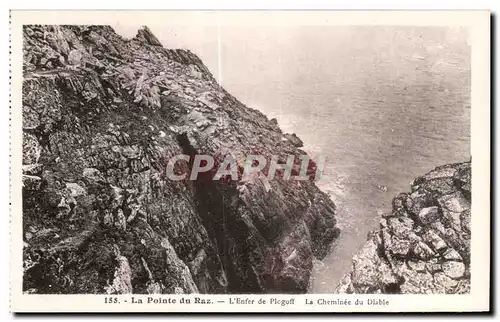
[[22, 25, 338, 294]]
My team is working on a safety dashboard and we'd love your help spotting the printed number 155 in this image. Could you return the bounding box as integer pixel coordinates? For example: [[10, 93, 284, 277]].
[[105, 297, 119, 304]]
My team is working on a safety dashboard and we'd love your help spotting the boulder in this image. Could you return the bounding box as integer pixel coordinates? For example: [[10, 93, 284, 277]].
[[442, 261, 466, 279], [284, 133, 304, 148], [105, 255, 133, 294], [438, 191, 470, 213], [418, 206, 440, 224], [67, 49, 83, 65]]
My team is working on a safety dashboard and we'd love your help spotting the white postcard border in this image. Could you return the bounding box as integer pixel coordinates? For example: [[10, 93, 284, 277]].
[[9, 10, 491, 313]]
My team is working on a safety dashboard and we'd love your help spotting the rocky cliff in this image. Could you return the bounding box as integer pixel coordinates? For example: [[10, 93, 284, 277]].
[[336, 161, 471, 294], [21, 25, 339, 294]]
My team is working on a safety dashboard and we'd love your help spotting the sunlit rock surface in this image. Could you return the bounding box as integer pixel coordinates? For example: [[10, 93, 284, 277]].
[[336, 162, 471, 294]]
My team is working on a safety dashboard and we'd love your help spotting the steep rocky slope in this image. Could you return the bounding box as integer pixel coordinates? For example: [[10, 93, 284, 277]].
[[336, 161, 471, 294], [22, 25, 339, 294]]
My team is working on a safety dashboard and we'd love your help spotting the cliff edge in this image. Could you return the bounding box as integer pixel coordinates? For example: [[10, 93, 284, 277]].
[[21, 25, 339, 294], [336, 161, 471, 294]]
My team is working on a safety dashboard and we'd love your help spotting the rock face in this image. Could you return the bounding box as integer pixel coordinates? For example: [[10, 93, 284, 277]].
[[21, 25, 339, 294], [336, 162, 471, 294]]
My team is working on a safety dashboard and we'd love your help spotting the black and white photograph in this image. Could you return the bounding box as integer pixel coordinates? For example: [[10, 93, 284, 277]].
[[10, 10, 490, 313]]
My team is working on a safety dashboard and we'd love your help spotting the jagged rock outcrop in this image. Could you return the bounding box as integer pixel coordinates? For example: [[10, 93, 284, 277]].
[[21, 25, 339, 294], [336, 161, 471, 294]]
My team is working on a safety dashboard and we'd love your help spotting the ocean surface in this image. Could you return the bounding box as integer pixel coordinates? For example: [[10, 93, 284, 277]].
[[116, 25, 471, 292]]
